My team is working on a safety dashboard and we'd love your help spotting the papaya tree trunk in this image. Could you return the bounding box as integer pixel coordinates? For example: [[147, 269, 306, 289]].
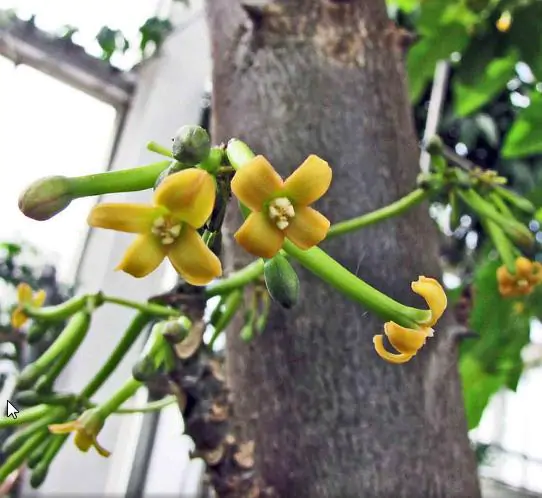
[[205, 0, 481, 496]]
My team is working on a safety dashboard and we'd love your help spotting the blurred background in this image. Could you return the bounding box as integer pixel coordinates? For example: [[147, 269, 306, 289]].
[[0, 0, 542, 496]]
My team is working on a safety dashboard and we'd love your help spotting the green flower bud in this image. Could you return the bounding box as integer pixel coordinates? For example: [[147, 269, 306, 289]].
[[424, 135, 444, 156], [18, 176, 73, 221], [172, 125, 211, 165], [264, 254, 300, 309], [161, 316, 192, 344]]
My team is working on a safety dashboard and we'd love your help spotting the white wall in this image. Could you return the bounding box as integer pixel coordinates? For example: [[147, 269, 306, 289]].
[[27, 0, 211, 494]]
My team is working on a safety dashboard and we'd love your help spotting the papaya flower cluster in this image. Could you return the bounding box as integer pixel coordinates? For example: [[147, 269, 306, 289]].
[[373, 277, 447, 364], [497, 257, 542, 298]]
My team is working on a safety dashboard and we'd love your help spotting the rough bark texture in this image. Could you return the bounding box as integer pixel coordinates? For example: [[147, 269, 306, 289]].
[[205, 1, 481, 496]]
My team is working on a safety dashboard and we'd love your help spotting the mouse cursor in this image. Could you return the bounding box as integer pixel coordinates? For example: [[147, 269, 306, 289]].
[[6, 400, 19, 419]]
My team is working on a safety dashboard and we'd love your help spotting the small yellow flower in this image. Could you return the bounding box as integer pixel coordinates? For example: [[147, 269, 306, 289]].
[[11, 283, 46, 328], [373, 276, 447, 364], [49, 409, 110, 457], [87, 169, 222, 285], [497, 257, 542, 298], [496, 11, 512, 33], [231, 155, 332, 258]]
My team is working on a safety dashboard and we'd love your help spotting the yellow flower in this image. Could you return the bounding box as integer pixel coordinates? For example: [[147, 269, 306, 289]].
[[373, 276, 447, 364], [49, 409, 110, 457], [87, 169, 222, 285], [11, 283, 46, 328], [496, 11, 512, 33], [497, 257, 542, 298], [231, 155, 332, 258]]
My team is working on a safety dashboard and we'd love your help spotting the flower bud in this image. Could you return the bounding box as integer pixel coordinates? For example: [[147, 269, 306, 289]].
[[264, 254, 300, 309], [172, 125, 211, 165], [18, 176, 73, 221], [424, 135, 444, 156]]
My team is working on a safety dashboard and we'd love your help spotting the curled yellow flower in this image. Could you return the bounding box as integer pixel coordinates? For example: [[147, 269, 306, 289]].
[[49, 410, 110, 457], [87, 169, 222, 285], [11, 283, 46, 328], [231, 155, 332, 258], [373, 276, 447, 364], [497, 257, 542, 298]]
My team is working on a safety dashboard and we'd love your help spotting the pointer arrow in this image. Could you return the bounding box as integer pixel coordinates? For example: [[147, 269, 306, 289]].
[[6, 400, 19, 419]]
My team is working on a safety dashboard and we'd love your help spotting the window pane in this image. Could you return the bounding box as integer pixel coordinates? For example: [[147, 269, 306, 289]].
[[0, 61, 117, 281]]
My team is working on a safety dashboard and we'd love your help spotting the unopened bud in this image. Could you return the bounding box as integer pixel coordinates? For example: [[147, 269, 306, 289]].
[[424, 135, 444, 156], [18, 176, 73, 221], [172, 125, 211, 165]]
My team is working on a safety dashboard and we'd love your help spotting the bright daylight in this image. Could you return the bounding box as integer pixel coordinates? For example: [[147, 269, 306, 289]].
[[0, 0, 542, 496]]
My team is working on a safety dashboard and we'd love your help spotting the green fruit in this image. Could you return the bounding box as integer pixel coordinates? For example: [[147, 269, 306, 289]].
[[172, 125, 211, 165], [26, 322, 50, 345], [264, 254, 300, 309]]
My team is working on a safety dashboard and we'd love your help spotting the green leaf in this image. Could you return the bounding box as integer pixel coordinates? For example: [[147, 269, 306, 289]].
[[502, 92, 542, 158], [407, 23, 470, 103], [460, 354, 505, 429], [139, 17, 174, 55], [386, 0, 418, 13], [454, 52, 517, 117]]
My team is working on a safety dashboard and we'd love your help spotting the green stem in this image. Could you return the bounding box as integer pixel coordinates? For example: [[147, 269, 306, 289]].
[[18, 311, 91, 388], [112, 395, 175, 414], [81, 312, 152, 399], [0, 405, 50, 429], [485, 220, 517, 273], [97, 378, 142, 417], [0, 430, 49, 483], [69, 161, 171, 197], [23, 295, 88, 322], [102, 296, 180, 318], [327, 189, 428, 239], [206, 260, 264, 297], [208, 289, 243, 349], [283, 241, 430, 328], [146, 141, 174, 158]]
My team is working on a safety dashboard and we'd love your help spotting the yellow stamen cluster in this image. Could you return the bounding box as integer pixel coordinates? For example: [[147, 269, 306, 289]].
[[497, 257, 542, 298], [151, 216, 182, 245], [268, 197, 295, 230]]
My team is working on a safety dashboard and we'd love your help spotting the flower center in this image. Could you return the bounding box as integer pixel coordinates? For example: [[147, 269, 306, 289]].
[[517, 278, 530, 288], [151, 216, 182, 245], [268, 197, 295, 230]]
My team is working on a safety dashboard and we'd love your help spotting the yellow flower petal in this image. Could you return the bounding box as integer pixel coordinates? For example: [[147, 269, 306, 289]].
[[231, 156, 284, 212], [384, 321, 428, 355], [17, 283, 32, 304], [515, 257, 533, 278], [283, 155, 332, 206], [92, 438, 111, 458], [411, 276, 447, 327], [497, 265, 514, 286], [234, 212, 284, 258], [11, 308, 28, 329], [284, 206, 330, 250], [48, 421, 78, 434], [167, 227, 222, 286], [74, 431, 92, 452], [153, 169, 216, 228], [33, 290, 47, 308], [115, 234, 166, 278], [373, 335, 414, 364], [88, 204, 160, 233]]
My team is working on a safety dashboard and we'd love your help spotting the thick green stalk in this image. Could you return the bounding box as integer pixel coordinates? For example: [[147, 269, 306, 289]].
[[113, 395, 176, 414], [0, 405, 50, 429], [97, 378, 143, 417], [69, 161, 172, 197], [208, 289, 243, 348], [30, 434, 69, 488], [283, 241, 430, 328], [17, 311, 91, 388], [0, 430, 49, 483], [327, 189, 428, 239], [81, 312, 152, 398], [23, 295, 88, 322]]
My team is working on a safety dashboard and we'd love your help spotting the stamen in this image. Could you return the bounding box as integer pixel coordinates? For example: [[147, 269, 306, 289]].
[[152, 216, 182, 245], [268, 197, 295, 231]]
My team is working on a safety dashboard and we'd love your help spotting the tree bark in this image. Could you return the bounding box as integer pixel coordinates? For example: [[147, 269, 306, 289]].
[[205, 0, 481, 496]]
